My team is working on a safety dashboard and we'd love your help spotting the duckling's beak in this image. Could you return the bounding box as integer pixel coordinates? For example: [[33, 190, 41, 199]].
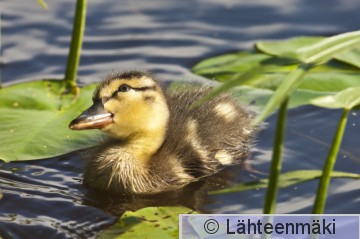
[[69, 102, 114, 130]]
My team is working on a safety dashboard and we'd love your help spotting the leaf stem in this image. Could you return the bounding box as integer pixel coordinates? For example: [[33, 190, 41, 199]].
[[263, 98, 289, 214], [36, 0, 49, 10], [254, 63, 311, 125], [312, 109, 349, 214], [0, 9, 2, 89], [64, 0, 87, 94]]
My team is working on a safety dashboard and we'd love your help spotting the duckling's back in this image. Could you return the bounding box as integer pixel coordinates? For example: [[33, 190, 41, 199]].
[[149, 87, 256, 186]]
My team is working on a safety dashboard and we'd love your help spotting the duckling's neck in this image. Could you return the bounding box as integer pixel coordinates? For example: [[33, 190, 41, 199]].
[[119, 127, 167, 164]]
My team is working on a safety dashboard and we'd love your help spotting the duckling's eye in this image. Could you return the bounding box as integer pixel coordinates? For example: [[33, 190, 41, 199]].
[[118, 84, 131, 93]]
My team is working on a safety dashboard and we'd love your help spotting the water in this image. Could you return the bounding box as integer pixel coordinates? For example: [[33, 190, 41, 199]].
[[1, 0, 360, 238], [0, 154, 117, 239]]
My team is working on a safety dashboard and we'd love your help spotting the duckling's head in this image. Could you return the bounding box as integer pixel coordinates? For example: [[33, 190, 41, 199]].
[[69, 71, 169, 140]]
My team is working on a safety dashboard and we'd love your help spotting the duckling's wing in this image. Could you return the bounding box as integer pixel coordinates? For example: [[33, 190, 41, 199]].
[[153, 87, 256, 181]]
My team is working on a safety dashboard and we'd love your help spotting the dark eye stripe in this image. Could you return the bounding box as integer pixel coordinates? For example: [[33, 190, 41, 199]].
[[108, 85, 156, 99], [132, 85, 156, 91]]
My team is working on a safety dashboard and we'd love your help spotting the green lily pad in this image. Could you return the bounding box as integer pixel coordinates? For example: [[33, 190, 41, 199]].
[[230, 86, 331, 110], [296, 31, 360, 64], [335, 46, 360, 69], [242, 70, 360, 93], [0, 80, 103, 162], [256, 32, 360, 66], [210, 170, 360, 195], [310, 87, 360, 110], [254, 31, 360, 122], [194, 33, 360, 123], [99, 207, 197, 239], [193, 49, 360, 94], [256, 36, 323, 59], [193, 51, 272, 76]]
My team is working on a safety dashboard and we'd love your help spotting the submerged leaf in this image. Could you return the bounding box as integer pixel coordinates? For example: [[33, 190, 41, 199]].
[[310, 87, 360, 110], [210, 170, 360, 195], [99, 207, 196, 239], [0, 80, 102, 162]]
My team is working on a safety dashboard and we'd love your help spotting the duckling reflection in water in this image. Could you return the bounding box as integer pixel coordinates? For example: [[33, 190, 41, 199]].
[[69, 71, 256, 194]]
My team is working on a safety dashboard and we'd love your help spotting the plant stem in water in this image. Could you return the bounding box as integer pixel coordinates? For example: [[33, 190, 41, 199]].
[[263, 98, 289, 214], [254, 63, 311, 125], [64, 0, 87, 94], [312, 109, 349, 214], [0, 8, 2, 89]]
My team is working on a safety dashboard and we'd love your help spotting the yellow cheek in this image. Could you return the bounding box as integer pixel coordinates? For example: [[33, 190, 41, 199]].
[[121, 106, 147, 125], [105, 99, 143, 125]]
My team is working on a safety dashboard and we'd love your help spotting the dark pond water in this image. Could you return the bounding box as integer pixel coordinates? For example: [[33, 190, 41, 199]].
[[1, 0, 360, 238]]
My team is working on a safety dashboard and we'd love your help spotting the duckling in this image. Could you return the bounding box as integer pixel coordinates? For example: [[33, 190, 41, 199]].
[[69, 71, 256, 194]]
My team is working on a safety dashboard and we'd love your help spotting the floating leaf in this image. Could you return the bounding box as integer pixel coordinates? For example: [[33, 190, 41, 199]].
[[193, 51, 271, 76], [255, 32, 360, 123], [296, 30, 360, 64], [0, 80, 102, 162], [299, 72, 360, 92], [210, 170, 360, 195], [193, 47, 360, 117], [99, 207, 197, 239], [310, 87, 360, 110], [231, 86, 331, 110], [289, 89, 333, 108], [256, 36, 322, 59], [192, 66, 265, 108], [195, 52, 359, 83], [257, 36, 360, 69], [335, 46, 360, 69], [256, 31, 360, 65], [254, 63, 310, 124]]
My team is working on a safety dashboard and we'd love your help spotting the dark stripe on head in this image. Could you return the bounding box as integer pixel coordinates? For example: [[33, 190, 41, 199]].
[[110, 85, 157, 98], [93, 70, 158, 101], [132, 85, 157, 91]]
